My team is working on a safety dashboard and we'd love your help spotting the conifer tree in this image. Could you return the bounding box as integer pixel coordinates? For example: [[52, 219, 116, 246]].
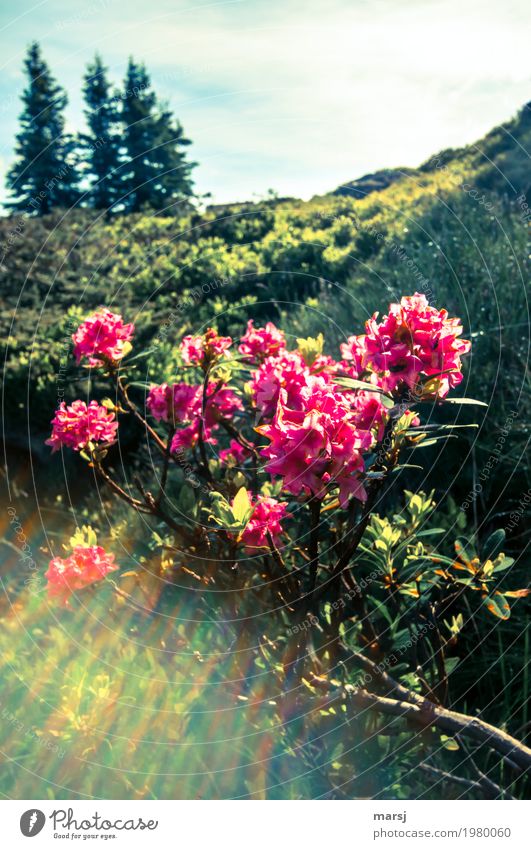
[[121, 59, 195, 212], [151, 104, 195, 210], [6, 42, 79, 214], [81, 55, 121, 210]]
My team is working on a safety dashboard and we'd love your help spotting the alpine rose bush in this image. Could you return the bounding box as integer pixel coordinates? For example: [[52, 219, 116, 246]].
[[42, 302, 531, 792], [45, 545, 117, 606], [45, 305, 473, 578], [46, 400, 118, 453], [72, 308, 134, 366]]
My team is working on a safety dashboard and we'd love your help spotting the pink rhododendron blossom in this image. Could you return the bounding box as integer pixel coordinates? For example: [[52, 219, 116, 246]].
[[181, 328, 232, 367], [170, 423, 202, 454], [46, 400, 118, 453], [239, 320, 286, 363], [340, 334, 368, 377], [308, 354, 340, 375], [349, 390, 388, 441], [166, 386, 242, 454], [204, 387, 243, 425], [258, 377, 372, 506], [219, 439, 252, 466], [238, 496, 290, 550], [146, 383, 200, 423], [249, 351, 312, 420], [46, 545, 117, 606], [180, 335, 203, 366], [72, 309, 134, 366], [363, 293, 471, 398]]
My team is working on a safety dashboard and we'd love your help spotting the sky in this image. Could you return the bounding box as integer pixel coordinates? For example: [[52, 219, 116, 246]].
[[0, 0, 530, 205]]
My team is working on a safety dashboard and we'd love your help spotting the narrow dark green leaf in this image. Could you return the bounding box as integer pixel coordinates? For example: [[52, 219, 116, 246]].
[[334, 376, 392, 398], [443, 397, 488, 407], [481, 529, 505, 560]]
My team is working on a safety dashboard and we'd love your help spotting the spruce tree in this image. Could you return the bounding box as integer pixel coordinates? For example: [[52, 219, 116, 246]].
[[81, 55, 121, 210], [6, 42, 79, 214], [151, 105, 195, 210], [121, 59, 195, 212]]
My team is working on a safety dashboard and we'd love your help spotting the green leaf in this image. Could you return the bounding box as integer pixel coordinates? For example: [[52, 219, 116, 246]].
[[232, 486, 253, 525], [492, 555, 515, 573], [367, 595, 396, 628], [126, 348, 157, 363], [454, 536, 476, 564], [334, 376, 391, 397], [208, 492, 236, 527], [69, 524, 98, 549], [441, 735, 460, 751], [481, 529, 505, 560], [444, 657, 460, 675], [296, 333, 324, 366], [443, 397, 488, 407], [482, 591, 511, 620], [409, 435, 458, 449]]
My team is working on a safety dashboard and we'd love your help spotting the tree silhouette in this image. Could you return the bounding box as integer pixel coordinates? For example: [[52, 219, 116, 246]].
[[6, 42, 79, 214], [81, 55, 122, 211], [121, 58, 195, 212]]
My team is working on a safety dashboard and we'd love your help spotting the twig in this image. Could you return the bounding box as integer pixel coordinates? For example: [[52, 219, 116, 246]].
[[314, 413, 397, 604], [344, 688, 531, 771], [419, 762, 485, 795], [197, 368, 215, 484], [114, 373, 167, 456], [334, 651, 531, 771], [308, 497, 322, 606], [218, 417, 260, 457], [156, 425, 175, 506], [94, 462, 151, 513], [266, 530, 298, 600]]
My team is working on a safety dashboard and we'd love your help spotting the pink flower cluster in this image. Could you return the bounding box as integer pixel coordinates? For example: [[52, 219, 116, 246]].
[[146, 380, 243, 455], [238, 496, 290, 551], [170, 387, 243, 454], [146, 383, 200, 424], [219, 439, 251, 466], [258, 376, 372, 507], [72, 309, 134, 366], [46, 400, 118, 453], [249, 351, 316, 419], [238, 320, 286, 363], [341, 294, 471, 398], [181, 328, 232, 368], [46, 545, 117, 606], [340, 334, 367, 377]]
